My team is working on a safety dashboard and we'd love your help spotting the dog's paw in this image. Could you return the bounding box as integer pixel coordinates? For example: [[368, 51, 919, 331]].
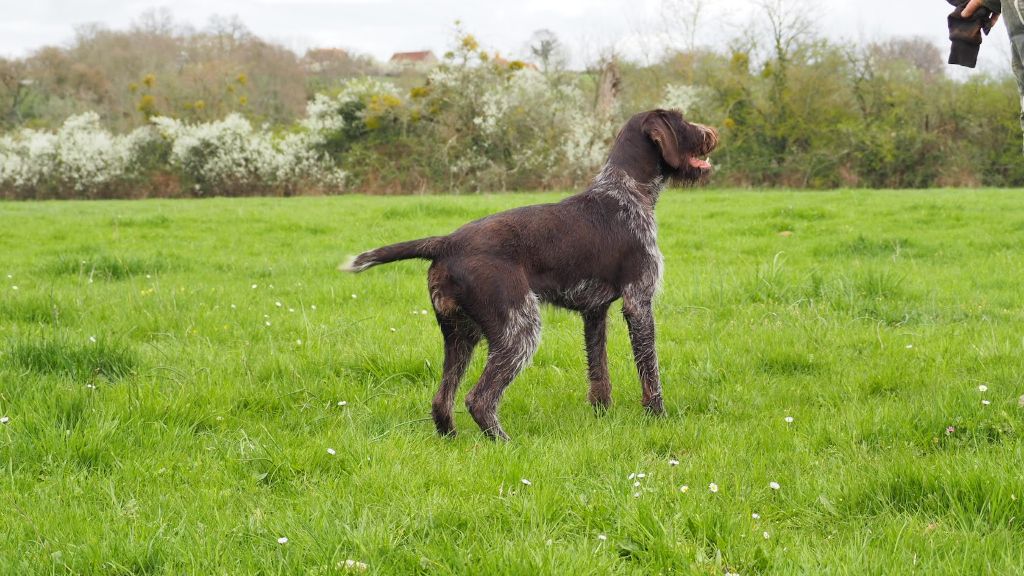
[[643, 396, 665, 416], [588, 384, 612, 414]]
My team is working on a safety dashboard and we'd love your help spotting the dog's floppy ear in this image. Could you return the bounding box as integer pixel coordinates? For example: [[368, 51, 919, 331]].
[[641, 110, 683, 170]]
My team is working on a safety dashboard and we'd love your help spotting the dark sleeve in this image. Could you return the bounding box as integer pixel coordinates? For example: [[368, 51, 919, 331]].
[[980, 0, 1001, 14]]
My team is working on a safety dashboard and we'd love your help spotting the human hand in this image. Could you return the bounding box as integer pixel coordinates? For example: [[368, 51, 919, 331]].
[[962, 0, 1000, 26]]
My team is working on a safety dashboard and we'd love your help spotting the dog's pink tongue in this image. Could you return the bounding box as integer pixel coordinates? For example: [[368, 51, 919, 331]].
[[688, 157, 712, 169]]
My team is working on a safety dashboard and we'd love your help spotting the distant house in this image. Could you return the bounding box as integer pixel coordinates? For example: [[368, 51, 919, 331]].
[[388, 50, 438, 72]]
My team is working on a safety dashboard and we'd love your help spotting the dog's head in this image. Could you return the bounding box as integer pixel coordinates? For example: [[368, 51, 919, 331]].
[[612, 109, 718, 184]]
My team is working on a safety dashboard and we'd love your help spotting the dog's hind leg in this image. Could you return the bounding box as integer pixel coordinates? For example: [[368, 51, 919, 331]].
[[432, 313, 481, 437], [465, 293, 541, 441], [583, 304, 613, 412]]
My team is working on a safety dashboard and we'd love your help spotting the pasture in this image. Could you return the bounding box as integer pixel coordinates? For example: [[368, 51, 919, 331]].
[[1, 189, 1023, 574]]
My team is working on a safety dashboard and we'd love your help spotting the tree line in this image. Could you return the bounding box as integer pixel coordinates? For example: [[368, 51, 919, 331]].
[[2, 9, 1022, 199]]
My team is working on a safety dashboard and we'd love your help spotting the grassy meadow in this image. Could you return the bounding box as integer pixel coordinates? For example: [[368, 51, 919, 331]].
[[1, 188, 1024, 574]]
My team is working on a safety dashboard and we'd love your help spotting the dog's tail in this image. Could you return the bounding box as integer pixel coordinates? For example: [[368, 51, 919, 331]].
[[340, 236, 446, 273]]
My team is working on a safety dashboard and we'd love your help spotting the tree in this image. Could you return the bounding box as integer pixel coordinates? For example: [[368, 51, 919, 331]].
[[0, 58, 31, 126], [659, 0, 707, 52], [527, 29, 569, 73], [757, 0, 815, 176], [868, 37, 945, 79], [594, 56, 622, 117]]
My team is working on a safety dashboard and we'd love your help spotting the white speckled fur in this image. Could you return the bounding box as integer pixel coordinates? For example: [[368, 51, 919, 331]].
[[590, 164, 665, 300]]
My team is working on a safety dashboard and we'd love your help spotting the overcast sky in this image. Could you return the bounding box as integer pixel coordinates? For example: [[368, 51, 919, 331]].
[[0, 0, 1014, 76]]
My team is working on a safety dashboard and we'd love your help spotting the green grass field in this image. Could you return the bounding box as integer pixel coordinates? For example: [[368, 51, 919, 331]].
[[2, 189, 1023, 574]]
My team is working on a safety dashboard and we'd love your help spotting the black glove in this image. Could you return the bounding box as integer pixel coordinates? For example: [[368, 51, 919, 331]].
[[947, 1, 996, 68]]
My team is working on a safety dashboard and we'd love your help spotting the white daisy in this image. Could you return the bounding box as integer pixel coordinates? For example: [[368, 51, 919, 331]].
[[521, 478, 532, 486], [769, 481, 781, 490], [277, 537, 288, 544], [709, 483, 719, 493], [327, 448, 336, 455]]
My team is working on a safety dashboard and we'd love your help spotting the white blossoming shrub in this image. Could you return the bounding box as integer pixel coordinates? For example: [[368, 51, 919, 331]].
[[660, 84, 712, 116], [1, 105, 345, 198], [302, 94, 348, 137], [151, 113, 344, 195], [302, 78, 402, 138], [1, 51, 618, 197], [562, 111, 618, 181], [335, 77, 403, 107], [427, 62, 611, 191], [0, 130, 56, 192], [0, 112, 156, 197], [56, 113, 136, 192]]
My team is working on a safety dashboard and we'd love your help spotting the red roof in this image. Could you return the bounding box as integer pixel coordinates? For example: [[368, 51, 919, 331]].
[[390, 51, 436, 62]]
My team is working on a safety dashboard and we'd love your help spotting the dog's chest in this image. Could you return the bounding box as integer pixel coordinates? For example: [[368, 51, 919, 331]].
[[617, 200, 664, 295], [578, 166, 665, 299]]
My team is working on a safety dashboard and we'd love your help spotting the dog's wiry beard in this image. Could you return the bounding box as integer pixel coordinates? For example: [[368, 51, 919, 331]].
[[669, 163, 713, 187]]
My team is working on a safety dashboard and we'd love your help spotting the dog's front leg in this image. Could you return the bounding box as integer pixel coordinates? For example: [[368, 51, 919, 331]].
[[583, 305, 612, 411], [622, 297, 665, 415]]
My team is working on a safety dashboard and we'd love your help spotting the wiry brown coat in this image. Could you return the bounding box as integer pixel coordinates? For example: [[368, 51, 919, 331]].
[[344, 109, 718, 440]]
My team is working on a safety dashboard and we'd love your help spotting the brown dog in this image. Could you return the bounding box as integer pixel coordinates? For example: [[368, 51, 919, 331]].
[[344, 109, 718, 440]]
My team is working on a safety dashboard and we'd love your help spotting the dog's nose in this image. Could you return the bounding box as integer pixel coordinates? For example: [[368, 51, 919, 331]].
[[703, 125, 719, 152], [692, 123, 718, 154]]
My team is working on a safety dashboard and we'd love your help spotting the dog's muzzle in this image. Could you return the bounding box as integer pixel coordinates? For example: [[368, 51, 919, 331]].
[[690, 123, 719, 170]]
